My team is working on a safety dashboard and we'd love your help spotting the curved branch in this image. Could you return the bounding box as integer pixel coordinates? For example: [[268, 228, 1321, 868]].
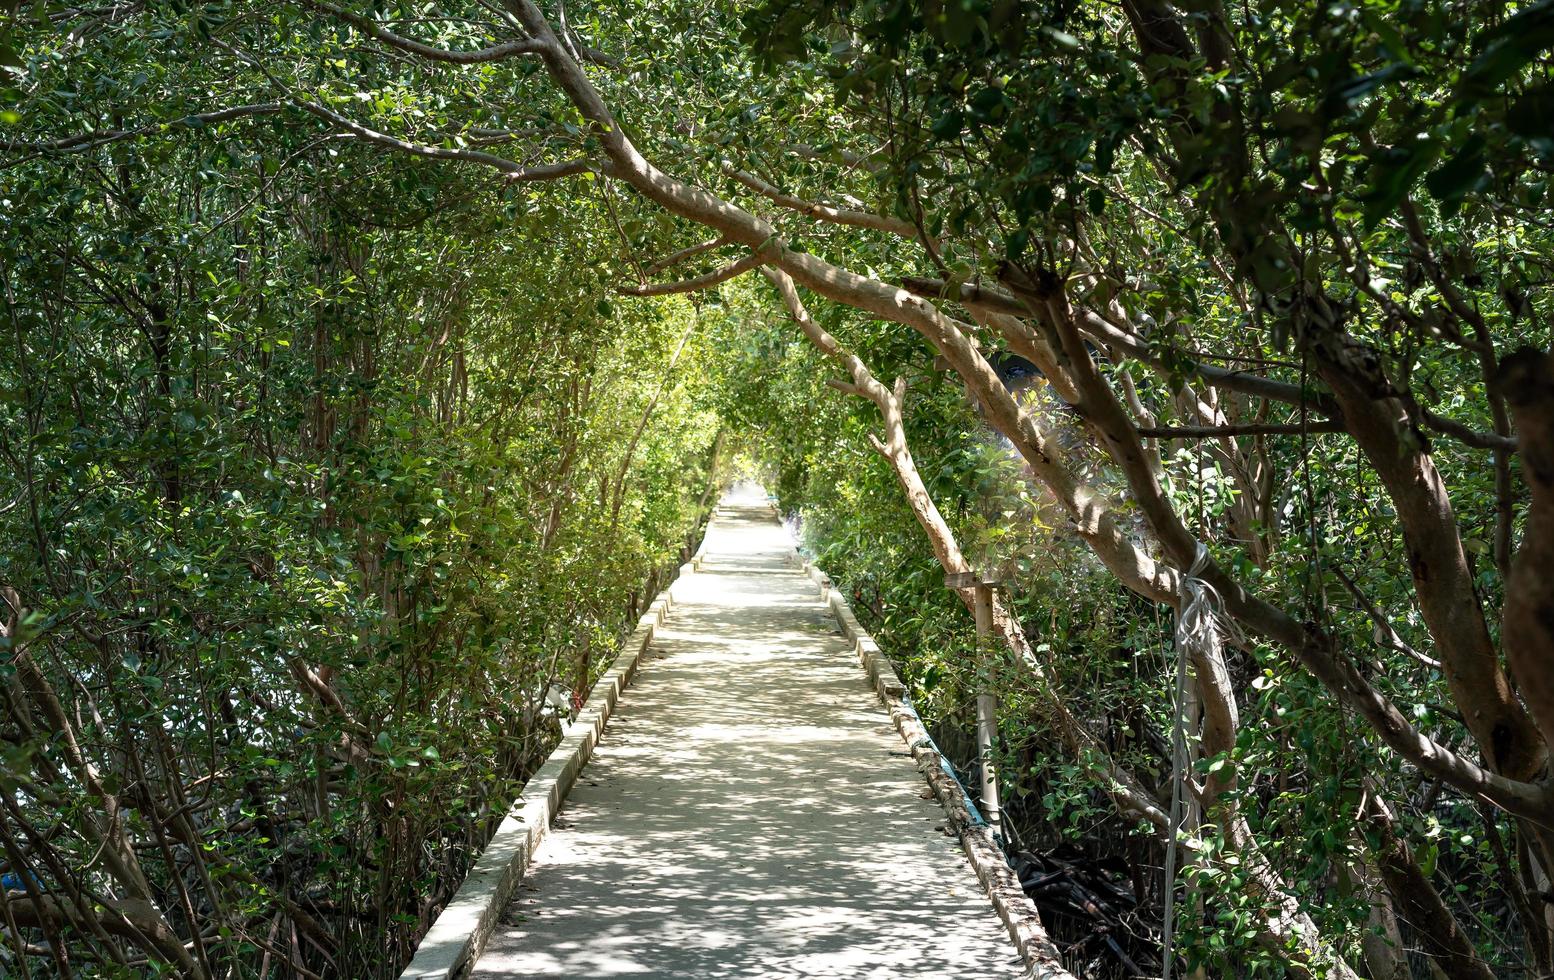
[[1009, 274, 1554, 825], [502, 157, 597, 182], [785, 142, 887, 172], [296, 99, 593, 180], [1421, 408, 1519, 452], [726, 167, 929, 244], [901, 275, 1027, 317], [508, 0, 1554, 825], [573, 43, 621, 68], [764, 266, 1167, 832], [898, 275, 1355, 421], [304, 0, 549, 63], [1074, 305, 1348, 418], [619, 249, 768, 297], [1139, 421, 1345, 438], [0, 103, 284, 156], [770, 267, 1356, 977], [643, 235, 730, 277]]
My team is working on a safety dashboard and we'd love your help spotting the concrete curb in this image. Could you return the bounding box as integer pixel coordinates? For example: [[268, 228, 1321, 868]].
[[399, 573, 690, 980], [801, 558, 1077, 980]]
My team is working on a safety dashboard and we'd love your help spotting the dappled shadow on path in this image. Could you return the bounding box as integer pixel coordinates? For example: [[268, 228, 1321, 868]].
[[470, 503, 1020, 979]]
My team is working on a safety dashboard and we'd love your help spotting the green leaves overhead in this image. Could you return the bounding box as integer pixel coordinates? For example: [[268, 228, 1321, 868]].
[[1461, 0, 1554, 99], [1, 0, 1551, 976]]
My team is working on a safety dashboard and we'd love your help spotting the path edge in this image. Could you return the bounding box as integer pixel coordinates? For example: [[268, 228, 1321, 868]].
[[399, 560, 699, 980], [800, 557, 1077, 980]]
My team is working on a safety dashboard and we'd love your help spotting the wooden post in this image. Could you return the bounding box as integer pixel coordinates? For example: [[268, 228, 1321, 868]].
[[947, 571, 1002, 835], [973, 581, 1001, 836], [573, 631, 592, 717]]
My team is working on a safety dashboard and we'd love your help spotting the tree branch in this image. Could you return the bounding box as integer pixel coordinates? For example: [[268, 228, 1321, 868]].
[[785, 142, 886, 172], [296, 99, 594, 180], [643, 235, 730, 277], [900, 275, 1028, 317], [1139, 421, 1345, 438], [0, 103, 284, 156], [763, 266, 1168, 833], [619, 249, 768, 297], [1421, 409, 1519, 452], [1302, 318, 1543, 783], [998, 271, 1554, 825], [304, 0, 549, 63], [508, 0, 1554, 825], [501, 157, 597, 182], [1499, 348, 1554, 763], [726, 166, 929, 244], [1332, 566, 1443, 671]]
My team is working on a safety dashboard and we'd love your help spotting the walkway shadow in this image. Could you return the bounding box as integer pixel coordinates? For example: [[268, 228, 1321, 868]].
[[471, 501, 1021, 979]]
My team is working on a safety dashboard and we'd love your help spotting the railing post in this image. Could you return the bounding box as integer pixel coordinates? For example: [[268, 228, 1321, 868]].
[[973, 580, 1001, 837], [946, 570, 1002, 836]]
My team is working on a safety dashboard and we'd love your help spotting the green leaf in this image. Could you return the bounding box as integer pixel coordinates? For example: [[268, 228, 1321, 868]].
[[930, 109, 964, 140], [1328, 62, 1419, 109], [1041, 26, 1080, 52], [1462, 0, 1554, 99], [1508, 83, 1554, 158], [1363, 138, 1441, 229], [1424, 135, 1488, 207]]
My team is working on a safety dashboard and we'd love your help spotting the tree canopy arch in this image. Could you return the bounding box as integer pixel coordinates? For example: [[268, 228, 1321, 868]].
[[3, 0, 1553, 976]]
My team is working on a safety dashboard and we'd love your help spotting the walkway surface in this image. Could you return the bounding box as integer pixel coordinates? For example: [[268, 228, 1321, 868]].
[[471, 485, 1021, 979]]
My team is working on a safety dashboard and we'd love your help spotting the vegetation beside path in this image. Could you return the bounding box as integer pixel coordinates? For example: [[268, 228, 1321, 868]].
[[2, 0, 1553, 976]]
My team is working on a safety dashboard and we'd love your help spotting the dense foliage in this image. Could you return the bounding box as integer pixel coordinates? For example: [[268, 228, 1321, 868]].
[[2, 0, 1553, 977], [0, 40, 722, 976]]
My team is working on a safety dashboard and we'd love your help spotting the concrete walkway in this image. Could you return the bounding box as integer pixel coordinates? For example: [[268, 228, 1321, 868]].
[[471, 485, 1021, 979]]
